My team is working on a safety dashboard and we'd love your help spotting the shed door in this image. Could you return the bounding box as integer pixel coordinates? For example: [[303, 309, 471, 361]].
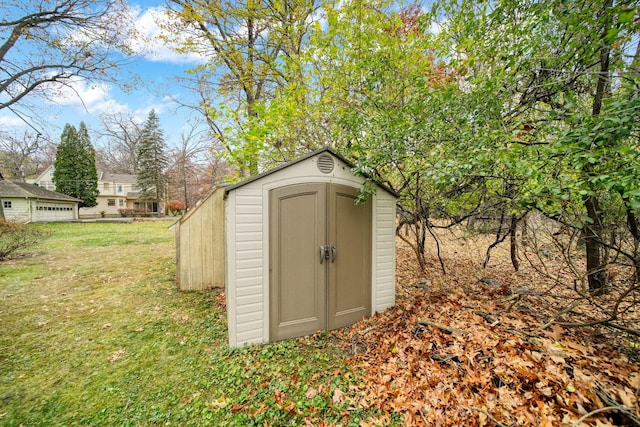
[[328, 184, 372, 330], [269, 183, 371, 341], [270, 184, 327, 341]]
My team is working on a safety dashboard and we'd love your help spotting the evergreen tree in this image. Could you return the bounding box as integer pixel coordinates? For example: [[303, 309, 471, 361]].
[[136, 110, 169, 215], [53, 123, 99, 208], [76, 122, 100, 207]]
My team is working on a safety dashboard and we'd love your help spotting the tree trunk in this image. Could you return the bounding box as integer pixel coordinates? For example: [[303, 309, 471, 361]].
[[584, 195, 606, 294], [245, 10, 259, 177], [582, 0, 613, 294], [509, 214, 519, 272]]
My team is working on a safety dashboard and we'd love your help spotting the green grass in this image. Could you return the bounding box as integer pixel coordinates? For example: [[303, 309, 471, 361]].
[[0, 222, 379, 426]]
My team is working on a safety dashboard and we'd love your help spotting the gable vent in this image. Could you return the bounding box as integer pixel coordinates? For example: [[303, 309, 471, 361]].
[[317, 153, 335, 174]]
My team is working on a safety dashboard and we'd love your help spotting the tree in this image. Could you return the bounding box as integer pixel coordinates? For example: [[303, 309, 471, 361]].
[[250, 0, 640, 295], [52, 122, 99, 208], [0, 130, 54, 181], [163, 0, 320, 175], [1, 0, 134, 115], [166, 120, 215, 209], [95, 111, 143, 174], [136, 110, 169, 216], [252, 0, 471, 272], [429, 0, 640, 293]]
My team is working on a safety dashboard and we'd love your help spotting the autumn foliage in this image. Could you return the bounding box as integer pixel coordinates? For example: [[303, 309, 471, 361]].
[[333, 245, 639, 426], [167, 200, 186, 216]]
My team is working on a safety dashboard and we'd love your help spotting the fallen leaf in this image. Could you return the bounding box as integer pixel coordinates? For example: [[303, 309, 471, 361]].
[[618, 387, 636, 408], [332, 387, 345, 404], [210, 393, 227, 408], [549, 324, 564, 341], [284, 402, 296, 414], [274, 389, 284, 405], [305, 387, 318, 399], [109, 349, 125, 362]]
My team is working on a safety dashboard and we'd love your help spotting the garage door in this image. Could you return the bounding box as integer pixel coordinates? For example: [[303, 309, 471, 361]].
[[34, 202, 75, 221]]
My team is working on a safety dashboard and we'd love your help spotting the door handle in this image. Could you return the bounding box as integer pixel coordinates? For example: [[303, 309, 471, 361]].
[[320, 245, 328, 263], [331, 245, 337, 262]]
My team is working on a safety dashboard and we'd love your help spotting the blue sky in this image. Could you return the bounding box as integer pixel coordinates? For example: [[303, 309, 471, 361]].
[[1, 0, 440, 150], [0, 0, 205, 148]]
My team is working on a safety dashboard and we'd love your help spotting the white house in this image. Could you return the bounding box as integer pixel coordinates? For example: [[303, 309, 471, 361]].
[[30, 166, 161, 217], [0, 177, 80, 223]]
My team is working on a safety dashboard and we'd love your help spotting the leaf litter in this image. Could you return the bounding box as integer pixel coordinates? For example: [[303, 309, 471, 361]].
[[332, 244, 640, 426]]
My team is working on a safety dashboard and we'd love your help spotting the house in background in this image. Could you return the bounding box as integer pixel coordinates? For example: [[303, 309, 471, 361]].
[[0, 175, 80, 223], [30, 166, 162, 218]]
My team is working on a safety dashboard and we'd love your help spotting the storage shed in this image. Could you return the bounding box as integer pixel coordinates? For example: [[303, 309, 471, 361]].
[[175, 147, 397, 347]]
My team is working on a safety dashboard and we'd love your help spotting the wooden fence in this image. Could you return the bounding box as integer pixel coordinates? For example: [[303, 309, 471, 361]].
[[175, 187, 225, 290]]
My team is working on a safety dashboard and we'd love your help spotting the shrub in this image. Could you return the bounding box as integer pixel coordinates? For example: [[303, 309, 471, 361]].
[[118, 209, 153, 218], [0, 220, 47, 260], [167, 200, 186, 216]]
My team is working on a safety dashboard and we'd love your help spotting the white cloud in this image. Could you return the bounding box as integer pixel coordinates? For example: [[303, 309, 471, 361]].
[[47, 77, 129, 117], [0, 115, 25, 128], [128, 6, 207, 64]]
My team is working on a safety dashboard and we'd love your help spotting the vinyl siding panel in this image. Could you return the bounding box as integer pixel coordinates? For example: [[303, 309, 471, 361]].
[[227, 188, 264, 347], [373, 193, 396, 312], [236, 330, 264, 344]]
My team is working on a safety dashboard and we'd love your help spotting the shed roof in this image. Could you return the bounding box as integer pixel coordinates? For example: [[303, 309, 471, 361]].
[[0, 179, 82, 202], [225, 147, 399, 198]]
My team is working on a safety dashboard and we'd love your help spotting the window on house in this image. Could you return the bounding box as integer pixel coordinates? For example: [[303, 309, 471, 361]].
[[119, 199, 124, 207], [116, 184, 124, 194], [3, 201, 11, 209], [108, 199, 116, 206], [104, 183, 110, 191]]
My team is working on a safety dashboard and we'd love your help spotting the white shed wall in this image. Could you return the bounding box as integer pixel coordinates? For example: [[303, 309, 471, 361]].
[[226, 188, 265, 346], [226, 153, 397, 347], [372, 192, 396, 311]]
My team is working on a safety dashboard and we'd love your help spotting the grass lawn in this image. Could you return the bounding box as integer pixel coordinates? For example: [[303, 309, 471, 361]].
[[0, 222, 375, 426]]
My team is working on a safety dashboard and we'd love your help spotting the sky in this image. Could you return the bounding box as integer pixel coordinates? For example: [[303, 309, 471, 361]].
[[0, 0, 205, 149], [1, 0, 440, 152]]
